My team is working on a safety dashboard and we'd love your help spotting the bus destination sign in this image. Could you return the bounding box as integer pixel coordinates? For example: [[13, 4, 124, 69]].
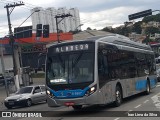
[[55, 44, 89, 53]]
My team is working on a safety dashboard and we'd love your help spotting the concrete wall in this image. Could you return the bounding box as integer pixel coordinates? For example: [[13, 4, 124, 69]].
[[0, 55, 13, 73]]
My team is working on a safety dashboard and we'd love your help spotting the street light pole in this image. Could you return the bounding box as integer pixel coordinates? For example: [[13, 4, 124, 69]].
[[18, 9, 40, 28], [76, 24, 83, 30]]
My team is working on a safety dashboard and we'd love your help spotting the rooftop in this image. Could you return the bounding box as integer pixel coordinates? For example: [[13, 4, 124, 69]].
[[73, 30, 111, 40]]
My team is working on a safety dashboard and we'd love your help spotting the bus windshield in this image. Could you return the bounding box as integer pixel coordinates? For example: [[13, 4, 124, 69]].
[[46, 52, 94, 85]]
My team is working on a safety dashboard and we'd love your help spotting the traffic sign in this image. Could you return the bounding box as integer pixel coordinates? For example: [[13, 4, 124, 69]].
[[128, 9, 152, 21]]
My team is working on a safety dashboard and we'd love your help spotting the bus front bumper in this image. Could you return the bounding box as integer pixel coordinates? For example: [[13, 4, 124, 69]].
[[47, 92, 99, 107]]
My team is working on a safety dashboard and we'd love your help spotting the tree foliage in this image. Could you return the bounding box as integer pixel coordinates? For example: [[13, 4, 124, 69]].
[[86, 27, 92, 30], [132, 21, 142, 34], [142, 14, 160, 23], [102, 27, 114, 33], [101, 14, 160, 36], [145, 27, 159, 34]]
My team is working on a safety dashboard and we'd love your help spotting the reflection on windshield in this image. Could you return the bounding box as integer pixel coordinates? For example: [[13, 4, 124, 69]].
[[47, 52, 94, 84], [16, 87, 33, 94]]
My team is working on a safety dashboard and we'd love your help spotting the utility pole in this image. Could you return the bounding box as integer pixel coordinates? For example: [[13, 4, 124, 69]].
[[0, 42, 9, 96], [55, 14, 72, 43], [4, 1, 24, 90]]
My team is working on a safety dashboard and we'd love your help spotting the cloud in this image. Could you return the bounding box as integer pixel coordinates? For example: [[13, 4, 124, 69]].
[[0, 0, 159, 36], [80, 6, 141, 30], [39, 0, 160, 12]]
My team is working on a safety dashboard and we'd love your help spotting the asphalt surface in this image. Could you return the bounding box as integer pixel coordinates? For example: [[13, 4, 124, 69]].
[[0, 79, 160, 120]]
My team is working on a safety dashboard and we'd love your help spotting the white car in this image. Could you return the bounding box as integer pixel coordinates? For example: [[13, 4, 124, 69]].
[[156, 68, 160, 82], [4, 85, 46, 109]]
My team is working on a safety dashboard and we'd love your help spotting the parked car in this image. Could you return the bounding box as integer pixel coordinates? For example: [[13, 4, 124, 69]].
[[0, 74, 14, 85], [4, 85, 46, 109], [0, 74, 4, 85], [156, 68, 160, 82]]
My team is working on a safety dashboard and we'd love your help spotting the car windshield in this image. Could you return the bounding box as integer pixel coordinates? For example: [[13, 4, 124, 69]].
[[16, 87, 33, 94], [46, 52, 94, 84]]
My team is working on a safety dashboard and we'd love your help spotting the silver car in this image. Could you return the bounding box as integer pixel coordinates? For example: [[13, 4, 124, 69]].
[[157, 68, 160, 82], [4, 85, 46, 109]]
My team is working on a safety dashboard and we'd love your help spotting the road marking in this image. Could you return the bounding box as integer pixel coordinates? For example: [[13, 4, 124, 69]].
[[151, 92, 160, 110], [56, 118, 63, 120], [114, 118, 120, 120], [152, 92, 160, 99], [143, 100, 149, 104], [156, 84, 160, 87], [125, 110, 133, 114], [134, 104, 141, 108], [128, 110, 133, 112]]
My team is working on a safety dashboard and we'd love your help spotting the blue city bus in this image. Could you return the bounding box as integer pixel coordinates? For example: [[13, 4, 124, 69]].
[[46, 34, 157, 110]]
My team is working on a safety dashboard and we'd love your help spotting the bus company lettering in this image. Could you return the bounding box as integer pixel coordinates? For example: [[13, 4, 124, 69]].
[[55, 44, 89, 53]]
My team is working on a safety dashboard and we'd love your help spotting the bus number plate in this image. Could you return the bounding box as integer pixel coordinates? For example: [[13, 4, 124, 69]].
[[64, 102, 75, 106]]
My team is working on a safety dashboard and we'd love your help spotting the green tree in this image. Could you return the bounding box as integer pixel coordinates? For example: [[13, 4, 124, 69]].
[[145, 27, 159, 34], [86, 27, 92, 30], [132, 21, 142, 34], [143, 14, 160, 22], [114, 27, 124, 35], [142, 35, 152, 44], [102, 27, 114, 33]]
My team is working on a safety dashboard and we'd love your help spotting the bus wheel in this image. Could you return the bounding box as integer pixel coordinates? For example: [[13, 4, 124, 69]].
[[72, 105, 82, 110], [145, 81, 150, 95], [114, 85, 122, 107]]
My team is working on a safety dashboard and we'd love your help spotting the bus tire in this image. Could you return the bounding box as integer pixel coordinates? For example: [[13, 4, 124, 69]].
[[114, 85, 122, 107], [72, 105, 82, 110], [145, 80, 150, 95]]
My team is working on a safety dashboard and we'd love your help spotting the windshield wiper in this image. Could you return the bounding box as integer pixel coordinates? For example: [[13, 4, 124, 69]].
[[58, 54, 65, 68], [72, 52, 83, 68]]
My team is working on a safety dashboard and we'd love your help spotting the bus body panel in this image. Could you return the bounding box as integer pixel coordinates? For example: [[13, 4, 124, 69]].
[[47, 89, 100, 107], [46, 35, 157, 108]]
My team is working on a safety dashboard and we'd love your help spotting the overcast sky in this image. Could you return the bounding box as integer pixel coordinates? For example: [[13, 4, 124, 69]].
[[0, 0, 160, 37]]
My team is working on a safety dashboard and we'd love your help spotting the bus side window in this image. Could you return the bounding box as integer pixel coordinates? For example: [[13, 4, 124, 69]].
[[98, 54, 105, 75], [98, 52, 109, 81]]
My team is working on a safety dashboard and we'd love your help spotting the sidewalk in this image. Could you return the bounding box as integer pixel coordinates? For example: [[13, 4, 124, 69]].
[[0, 77, 45, 107]]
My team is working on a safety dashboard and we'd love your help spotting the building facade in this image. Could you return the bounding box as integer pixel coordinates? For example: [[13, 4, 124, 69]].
[[31, 7, 81, 33]]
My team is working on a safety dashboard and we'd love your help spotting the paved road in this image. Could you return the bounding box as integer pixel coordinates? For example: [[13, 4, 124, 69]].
[[0, 82, 160, 120]]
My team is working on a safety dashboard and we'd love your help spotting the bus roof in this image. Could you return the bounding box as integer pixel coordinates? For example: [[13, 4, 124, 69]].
[[46, 34, 152, 51]]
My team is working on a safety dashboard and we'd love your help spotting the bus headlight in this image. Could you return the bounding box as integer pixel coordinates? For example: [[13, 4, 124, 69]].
[[85, 85, 97, 96], [90, 86, 95, 92], [46, 90, 54, 98], [47, 90, 50, 95]]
